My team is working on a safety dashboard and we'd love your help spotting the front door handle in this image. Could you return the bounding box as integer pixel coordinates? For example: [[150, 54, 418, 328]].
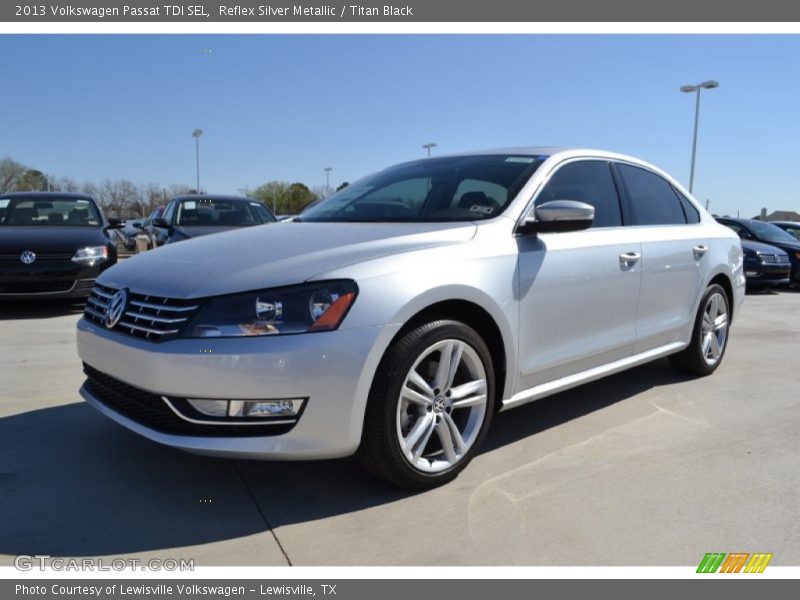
[[619, 251, 641, 267], [693, 245, 709, 259]]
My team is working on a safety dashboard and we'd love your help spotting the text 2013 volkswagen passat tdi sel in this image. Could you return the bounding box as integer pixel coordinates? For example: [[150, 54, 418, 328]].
[[77, 148, 744, 488]]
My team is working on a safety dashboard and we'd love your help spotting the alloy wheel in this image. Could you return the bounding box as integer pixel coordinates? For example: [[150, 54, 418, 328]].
[[395, 339, 488, 473], [701, 292, 728, 366]]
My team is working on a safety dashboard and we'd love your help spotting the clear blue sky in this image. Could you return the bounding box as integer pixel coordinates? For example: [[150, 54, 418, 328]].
[[2, 34, 798, 217]]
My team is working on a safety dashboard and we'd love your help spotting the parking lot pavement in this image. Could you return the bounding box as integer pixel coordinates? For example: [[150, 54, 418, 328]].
[[1, 290, 799, 566]]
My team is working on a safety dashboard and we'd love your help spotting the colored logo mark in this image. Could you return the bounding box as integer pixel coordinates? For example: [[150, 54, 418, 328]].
[[697, 552, 773, 573]]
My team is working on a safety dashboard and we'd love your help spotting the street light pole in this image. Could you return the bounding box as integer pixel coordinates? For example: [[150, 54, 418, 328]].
[[192, 129, 203, 193], [422, 142, 437, 157], [324, 167, 332, 196], [680, 80, 718, 193]]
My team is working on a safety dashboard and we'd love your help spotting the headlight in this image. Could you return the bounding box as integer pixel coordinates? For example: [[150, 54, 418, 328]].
[[71, 246, 109, 266], [185, 280, 358, 338]]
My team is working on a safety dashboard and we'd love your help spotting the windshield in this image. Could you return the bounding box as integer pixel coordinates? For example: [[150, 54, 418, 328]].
[[175, 198, 275, 227], [300, 154, 546, 223], [0, 197, 102, 227], [748, 220, 798, 244]]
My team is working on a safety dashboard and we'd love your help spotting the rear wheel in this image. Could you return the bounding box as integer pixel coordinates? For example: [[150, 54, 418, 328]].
[[357, 320, 495, 489], [669, 283, 730, 376]]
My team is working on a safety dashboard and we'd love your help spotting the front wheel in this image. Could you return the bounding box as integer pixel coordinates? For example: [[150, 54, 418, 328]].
[[669, 283, 730, 376], [357, 320, 495, 489]]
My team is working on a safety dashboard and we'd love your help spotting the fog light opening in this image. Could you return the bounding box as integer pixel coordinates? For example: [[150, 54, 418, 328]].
[[182, 397, 306, 419], [243, 399, 304, 417]]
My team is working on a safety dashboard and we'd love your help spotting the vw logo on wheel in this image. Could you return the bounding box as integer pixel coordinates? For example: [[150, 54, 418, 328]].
[[20, 251, 36, 264], [105, 289, 128, 329]]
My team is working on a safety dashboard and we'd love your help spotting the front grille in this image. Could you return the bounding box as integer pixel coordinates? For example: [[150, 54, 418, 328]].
[[760, 254, 791, 264], [83, 364, 295, 437], [84, 283, 200, 342]]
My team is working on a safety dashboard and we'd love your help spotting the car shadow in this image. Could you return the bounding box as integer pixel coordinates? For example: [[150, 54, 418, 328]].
[[0, 299, 85, 320], [0, 359, 688, 559]]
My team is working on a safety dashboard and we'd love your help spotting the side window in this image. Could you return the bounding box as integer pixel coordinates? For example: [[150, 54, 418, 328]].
[[535, 160, 622, 228], [673, 188, 701, 224], [617, 164, 687, 226]]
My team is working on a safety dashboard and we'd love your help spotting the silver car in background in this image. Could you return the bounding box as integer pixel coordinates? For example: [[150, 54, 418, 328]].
[[77, 148, 744, 488]]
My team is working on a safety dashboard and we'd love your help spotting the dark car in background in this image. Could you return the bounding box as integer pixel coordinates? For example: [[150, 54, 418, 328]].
[[0, 192, 122, 299], [716, 217, 800, 285], [770, 221, 800, 241], [141, 195, 275, 249], [740, 240, 791, 288], [118, 218, 144, 252], [134, 206, 166, 254]]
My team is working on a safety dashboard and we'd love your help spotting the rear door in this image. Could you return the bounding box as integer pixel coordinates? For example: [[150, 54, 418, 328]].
[[614, 163, 707, 353]]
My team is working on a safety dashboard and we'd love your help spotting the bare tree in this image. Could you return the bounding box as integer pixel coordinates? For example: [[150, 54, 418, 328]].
[[53, 175, 80, 193], [0, 157, 27, 193]]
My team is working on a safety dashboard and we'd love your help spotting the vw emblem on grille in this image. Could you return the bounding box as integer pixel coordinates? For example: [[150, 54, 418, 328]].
[[105, 289, 128, 329], [20, 251, 36, 264]]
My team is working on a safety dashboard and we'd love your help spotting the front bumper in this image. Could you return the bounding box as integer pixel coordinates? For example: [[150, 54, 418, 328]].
[[743, 262, 792, 287], [77, 317, 397, 460], [0, 260, 112, 298]]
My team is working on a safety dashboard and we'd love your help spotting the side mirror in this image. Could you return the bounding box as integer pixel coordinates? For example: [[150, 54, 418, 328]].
[[152, 217, 172, 230], [518, 200, 595, 235], [132, 222, 143, 229], [107, 217, 125, 229], [737, 230, 752, 240]]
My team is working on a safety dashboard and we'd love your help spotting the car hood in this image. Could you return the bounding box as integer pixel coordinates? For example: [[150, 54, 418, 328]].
[[741, 240, 789, 255], [99, 222, 477, 298], [0, 226, 107, 254]]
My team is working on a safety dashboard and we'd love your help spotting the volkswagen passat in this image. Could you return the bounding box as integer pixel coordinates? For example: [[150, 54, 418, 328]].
[[77, 148, 744, 488]]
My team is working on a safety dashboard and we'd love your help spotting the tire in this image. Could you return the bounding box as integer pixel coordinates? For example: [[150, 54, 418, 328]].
[[357, 319, 495, 489], [669, 283, 730, 376]]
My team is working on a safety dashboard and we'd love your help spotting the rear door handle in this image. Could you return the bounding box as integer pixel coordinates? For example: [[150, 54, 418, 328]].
[[693, 245, 709, 259], [619, 251, 641, 267]]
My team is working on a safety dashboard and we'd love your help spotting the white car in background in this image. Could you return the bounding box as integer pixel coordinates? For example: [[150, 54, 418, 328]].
[[76, 148, 744, 488]]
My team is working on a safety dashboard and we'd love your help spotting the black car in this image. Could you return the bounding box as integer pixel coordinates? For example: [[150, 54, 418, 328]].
[[133, 206, 166, 253], [0, 192, 123, 298], [716, 217, 800, 285], [146, 195, 276, 247], [740, 240, 791, 288], [118, 217, 144, 251]]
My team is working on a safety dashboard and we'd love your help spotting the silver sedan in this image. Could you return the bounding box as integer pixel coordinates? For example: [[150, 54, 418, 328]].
[[77, 148, 744, 488]]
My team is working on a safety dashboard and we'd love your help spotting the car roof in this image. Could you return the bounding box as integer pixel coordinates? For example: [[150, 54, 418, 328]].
[[0, 191, 96, 201], [171, 194, 255, 203], [716, 216, 755, 225], [413, 147, 672, 176]]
